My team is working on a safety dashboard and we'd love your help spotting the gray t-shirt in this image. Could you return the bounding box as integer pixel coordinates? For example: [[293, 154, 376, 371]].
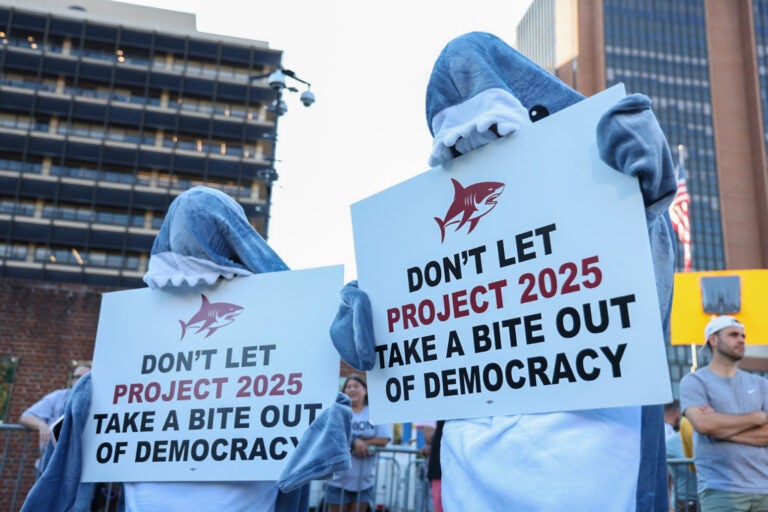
[[328, 405, 391, 492], [680, 367, 768, 494], [22, 388, 70, 425]]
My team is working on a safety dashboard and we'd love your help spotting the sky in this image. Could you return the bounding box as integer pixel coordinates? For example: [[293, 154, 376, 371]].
[[126, 0, 534, 282]]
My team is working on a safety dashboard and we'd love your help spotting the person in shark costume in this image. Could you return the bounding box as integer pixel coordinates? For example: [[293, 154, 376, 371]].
[[22, 186, 353, 512], [330, 32, 677, 511]]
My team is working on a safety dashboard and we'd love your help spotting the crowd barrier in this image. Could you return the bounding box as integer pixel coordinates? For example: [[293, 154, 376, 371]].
[[0, 424, 36, 512], [309, 445, 430, 512], [666, 457, 700, 512], [0, 424, 122, 512], [1, 424, 700, 512]]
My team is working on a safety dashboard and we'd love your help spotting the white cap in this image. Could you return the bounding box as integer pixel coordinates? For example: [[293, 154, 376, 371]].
[[704, 315, 743, 342]]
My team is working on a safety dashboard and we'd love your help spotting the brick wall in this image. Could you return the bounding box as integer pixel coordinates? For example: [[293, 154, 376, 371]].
[[1, 277, 111, 420], [0, 277, 113, 510]]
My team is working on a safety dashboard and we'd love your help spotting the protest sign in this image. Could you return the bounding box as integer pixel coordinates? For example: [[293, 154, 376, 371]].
[[351, 85, 672, 424], [81, 265, 343, 482]]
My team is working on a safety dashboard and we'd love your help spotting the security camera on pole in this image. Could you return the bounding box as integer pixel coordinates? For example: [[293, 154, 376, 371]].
[[260, 67, 316, 113], [249, 67, 315, 234]]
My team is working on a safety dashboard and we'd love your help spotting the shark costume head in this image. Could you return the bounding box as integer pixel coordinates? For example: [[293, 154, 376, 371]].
[[144, 186, 288, 289], [426, 31, 584, 167]]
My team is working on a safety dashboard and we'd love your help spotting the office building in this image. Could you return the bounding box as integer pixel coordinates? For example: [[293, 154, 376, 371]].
[[517, 0, 768, 385], [0, 0, 286, 287]]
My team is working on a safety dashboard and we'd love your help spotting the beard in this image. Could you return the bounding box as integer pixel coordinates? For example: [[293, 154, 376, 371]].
[[714, 342, 744, 362]]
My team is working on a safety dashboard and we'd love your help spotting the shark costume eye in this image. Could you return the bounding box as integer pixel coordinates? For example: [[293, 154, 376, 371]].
[[528, 105, 550, 122]]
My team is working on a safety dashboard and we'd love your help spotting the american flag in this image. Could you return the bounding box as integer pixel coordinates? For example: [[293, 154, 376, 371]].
[[669, 169, 692, 271]]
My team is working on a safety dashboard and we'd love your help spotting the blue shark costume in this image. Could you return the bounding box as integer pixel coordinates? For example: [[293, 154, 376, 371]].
[[22, 186, 352, 512], [331, 32, 676, 511]]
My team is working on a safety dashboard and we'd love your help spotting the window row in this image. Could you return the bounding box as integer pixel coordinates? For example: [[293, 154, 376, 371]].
[[0, 157, 256, 198], [0, 242, 141, 270], [0, 114, 265, 159], [1, 32, 264, 82], [0, 73, 265, 121]]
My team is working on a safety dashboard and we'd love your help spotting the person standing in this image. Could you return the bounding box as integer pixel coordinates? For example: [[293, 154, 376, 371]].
[[20, 365, 94, 511], [331, 31, 677, 511], [680, 315, 768, 511], [664, 400, 681, 437], [325, 374, 391, 512], [20, 187, 354, 512]]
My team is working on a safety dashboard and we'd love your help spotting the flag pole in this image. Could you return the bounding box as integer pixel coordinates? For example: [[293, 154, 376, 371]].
[[676, 143, 698, 373]]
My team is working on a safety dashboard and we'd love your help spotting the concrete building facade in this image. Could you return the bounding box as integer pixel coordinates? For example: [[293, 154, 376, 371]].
[[0, 0, 286, 288]]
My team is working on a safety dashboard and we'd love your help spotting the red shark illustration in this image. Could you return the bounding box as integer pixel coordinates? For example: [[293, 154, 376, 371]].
[[179, 294, 244, 340], [434, 178, 505, 242]]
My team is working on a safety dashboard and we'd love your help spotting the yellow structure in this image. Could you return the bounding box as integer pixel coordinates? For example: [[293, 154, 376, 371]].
[[671, 269, 768, 346]]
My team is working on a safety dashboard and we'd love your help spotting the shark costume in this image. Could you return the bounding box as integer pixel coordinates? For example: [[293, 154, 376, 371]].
[[330, 32, 676, 511], [22, 186, 353, 512]]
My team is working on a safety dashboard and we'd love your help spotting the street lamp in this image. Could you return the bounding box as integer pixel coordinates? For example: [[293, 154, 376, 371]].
[[250, 67, 315, 235]]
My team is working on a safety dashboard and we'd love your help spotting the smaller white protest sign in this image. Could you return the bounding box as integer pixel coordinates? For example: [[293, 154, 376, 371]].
[[82, 265, 343, 482], [351, 85, 672, 424]]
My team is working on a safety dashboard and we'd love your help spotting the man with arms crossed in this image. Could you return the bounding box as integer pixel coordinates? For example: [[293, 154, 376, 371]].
[[680, 315, 768, 511]]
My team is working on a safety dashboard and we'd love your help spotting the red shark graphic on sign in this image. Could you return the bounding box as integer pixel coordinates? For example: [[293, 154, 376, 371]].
[[435, 178, 505, 242], [179, 294, 244, 340]]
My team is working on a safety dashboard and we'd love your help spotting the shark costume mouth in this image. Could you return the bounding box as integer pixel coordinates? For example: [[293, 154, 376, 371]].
[[425, 31, 584, 168], [428, 88, 531, 167]]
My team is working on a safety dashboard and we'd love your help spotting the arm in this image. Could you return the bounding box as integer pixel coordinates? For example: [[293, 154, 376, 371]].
[[351, 436, 390, 457], [596, 94, 678, 222], [19, 390, 63, 447], [726, 424, 768, 446], [684, 404, 768, 440], [352, 421, 392, 457], [329, 281, 377, 371], [421, 425, 436, 445], [19, 413, 52, 447], [596, 95, 677, 332], [278, 392, 353, 493]]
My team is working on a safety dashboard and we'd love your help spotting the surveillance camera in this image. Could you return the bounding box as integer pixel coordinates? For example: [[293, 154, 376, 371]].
[[300, 90, 315, 107], [268, 70, 286, 91]]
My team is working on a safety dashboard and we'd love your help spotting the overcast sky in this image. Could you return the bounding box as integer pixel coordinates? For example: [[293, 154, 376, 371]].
[[126, 0, 534, 281]]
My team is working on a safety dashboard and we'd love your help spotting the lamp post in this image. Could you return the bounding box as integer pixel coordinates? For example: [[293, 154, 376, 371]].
[[250, 67, 315, 236]]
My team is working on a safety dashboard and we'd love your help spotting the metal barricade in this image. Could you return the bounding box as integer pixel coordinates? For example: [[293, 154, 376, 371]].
[[0, 424, 121, 512], [667, 457, 700, 512], [0, 424, 37, 512], [310, 445, 431, 512]]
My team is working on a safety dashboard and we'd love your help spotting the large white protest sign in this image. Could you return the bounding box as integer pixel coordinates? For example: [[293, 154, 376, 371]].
[[82, 265, 343, 482], [351, 85, 672, 424]]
